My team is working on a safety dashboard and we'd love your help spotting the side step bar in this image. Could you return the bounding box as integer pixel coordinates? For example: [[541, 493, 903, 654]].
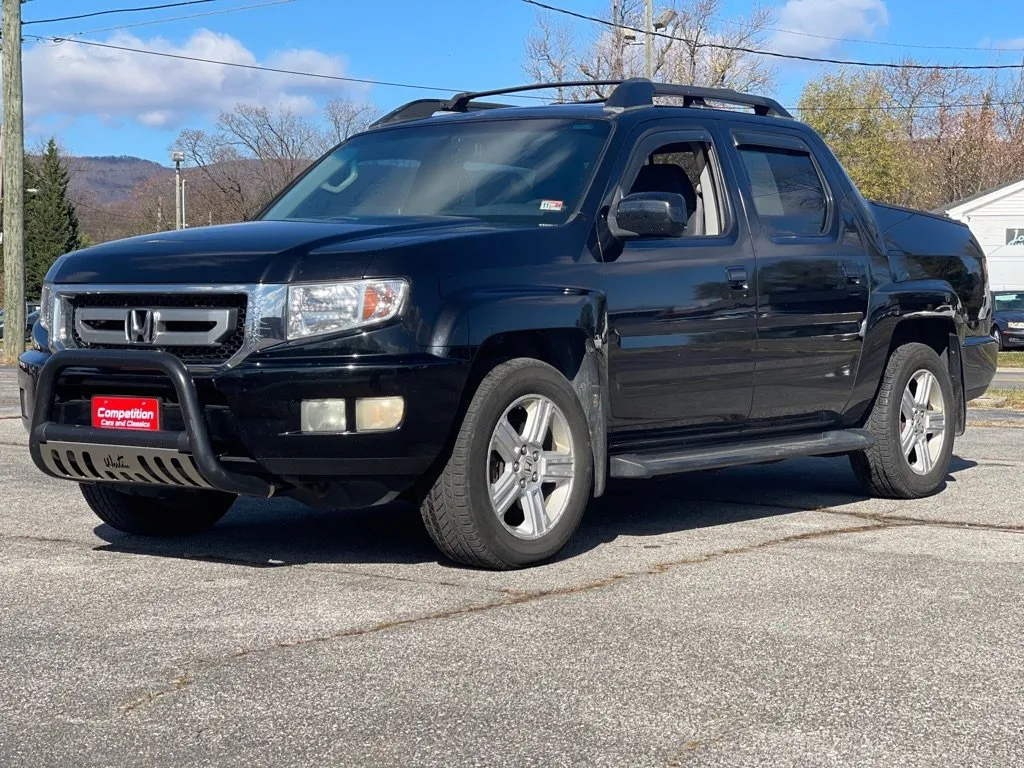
[[609, 429, 875, 479]]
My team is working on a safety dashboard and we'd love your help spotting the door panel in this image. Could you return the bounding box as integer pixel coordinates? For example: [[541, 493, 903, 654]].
[[605, 244, 757, 431], [727, 127, 870, 424], [601, 126, 757, 435]]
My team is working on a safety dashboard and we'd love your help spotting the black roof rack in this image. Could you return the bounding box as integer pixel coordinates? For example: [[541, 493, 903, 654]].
[[441, 80, 624, 113], [374, 78, 791, 127], [371, 98, 513, 127], [605, 79, 791, 118]]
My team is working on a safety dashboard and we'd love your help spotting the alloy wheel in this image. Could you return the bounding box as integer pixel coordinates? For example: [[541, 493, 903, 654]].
[[487, 394, 576, 540], [900, 369, 947, 476]]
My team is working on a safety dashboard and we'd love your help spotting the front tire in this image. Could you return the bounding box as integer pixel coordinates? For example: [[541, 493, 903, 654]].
[[420, 358, 593, 569], [993, 326, 1004, 351], [81, 484, 236, 536], [850, 343, 955, 499]]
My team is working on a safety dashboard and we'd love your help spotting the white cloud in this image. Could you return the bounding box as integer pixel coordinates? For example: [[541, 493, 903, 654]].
[[24, 30, 356, 131], [981, 37, 1024, 52], [770, 0, 890, 57]]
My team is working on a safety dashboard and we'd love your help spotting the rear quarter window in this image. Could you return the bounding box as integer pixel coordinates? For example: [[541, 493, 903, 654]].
[[738, 146, 828, 236]]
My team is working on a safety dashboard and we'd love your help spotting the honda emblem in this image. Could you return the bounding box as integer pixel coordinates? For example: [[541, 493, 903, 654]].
[[125, 309, 155, 344]]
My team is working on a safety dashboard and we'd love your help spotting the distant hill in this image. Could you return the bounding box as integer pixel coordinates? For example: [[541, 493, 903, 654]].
[[68, 155, 171, 205]]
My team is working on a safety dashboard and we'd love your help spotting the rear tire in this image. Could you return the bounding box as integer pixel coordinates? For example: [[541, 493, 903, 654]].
[[850, 343, 955, 499], [420, 358, 593, 569], [81, 484, 236, 536]]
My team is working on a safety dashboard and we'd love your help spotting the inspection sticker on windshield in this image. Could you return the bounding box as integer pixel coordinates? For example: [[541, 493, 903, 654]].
[[540, 200, 565, 212], [92, 396, 161, 431]]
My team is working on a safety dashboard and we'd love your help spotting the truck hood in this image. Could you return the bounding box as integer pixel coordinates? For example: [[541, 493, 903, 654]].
[[50, 217, 508, 285]]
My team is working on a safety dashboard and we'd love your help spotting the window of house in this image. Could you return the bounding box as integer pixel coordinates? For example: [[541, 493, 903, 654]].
[[737, 145, 828, 236]]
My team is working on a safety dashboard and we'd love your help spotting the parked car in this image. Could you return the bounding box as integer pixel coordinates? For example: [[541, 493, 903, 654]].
[[991, 291, 1024, 350], [18, 79, 997, 568], [0, 302, 41, 342]]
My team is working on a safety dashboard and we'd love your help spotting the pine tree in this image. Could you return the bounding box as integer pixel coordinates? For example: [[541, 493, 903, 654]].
[[25, 139, 80, 299]]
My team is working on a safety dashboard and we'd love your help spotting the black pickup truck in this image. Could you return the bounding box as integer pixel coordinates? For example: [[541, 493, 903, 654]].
[[18, 79, 997, 569]]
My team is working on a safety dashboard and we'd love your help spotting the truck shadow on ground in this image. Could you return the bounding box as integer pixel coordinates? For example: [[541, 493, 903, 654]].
[[93, 455, 978, 569]]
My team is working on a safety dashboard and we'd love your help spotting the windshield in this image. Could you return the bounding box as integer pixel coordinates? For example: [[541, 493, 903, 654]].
[[995, 292, 1024, 312], [261, 118, 611, 225]]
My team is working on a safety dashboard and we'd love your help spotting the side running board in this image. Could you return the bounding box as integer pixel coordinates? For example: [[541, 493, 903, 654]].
[[609, 429, 875, 479]]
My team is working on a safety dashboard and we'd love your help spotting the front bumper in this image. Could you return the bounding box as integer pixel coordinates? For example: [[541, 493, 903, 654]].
[[20, 347, 468, 501], [1000, 329, 1024, 349]]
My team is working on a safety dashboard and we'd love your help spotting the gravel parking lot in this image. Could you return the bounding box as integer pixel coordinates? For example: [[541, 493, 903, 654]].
[[1, 366, 1022, 767]]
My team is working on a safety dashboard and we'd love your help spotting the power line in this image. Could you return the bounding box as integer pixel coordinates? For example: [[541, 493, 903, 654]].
[[25, 34, 552, 99], [521, 0, 1024, 71], [24, 0, 220, 26], [712, 15, 1024, 54], [58, 0, 296, 38], [22, 33, 1024, 113]]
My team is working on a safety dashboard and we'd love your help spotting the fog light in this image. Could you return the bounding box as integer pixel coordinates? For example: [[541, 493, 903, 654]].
[[301, 399, 347, 433], [355, 396, 405, 432]]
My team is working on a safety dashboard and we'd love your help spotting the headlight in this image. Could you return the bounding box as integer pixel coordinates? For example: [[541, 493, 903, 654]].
[[39, 283, 53, 331], [1008, 322, 1024, 330], [286, 279, 408, 341]]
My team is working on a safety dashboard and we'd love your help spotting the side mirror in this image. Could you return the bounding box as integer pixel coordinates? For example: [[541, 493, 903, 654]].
[[613, 192, 688, 237]]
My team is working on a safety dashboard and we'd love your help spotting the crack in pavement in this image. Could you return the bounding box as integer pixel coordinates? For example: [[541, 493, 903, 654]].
[[118, 520, 891, 716], [1, 533, 97, 549], [606, 488, 1024, 529], [820, 509, 1024, 533], [121, 671, 191, 714]]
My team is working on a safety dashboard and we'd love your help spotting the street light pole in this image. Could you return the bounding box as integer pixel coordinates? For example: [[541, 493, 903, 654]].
[[3, 0, 25, 361], [645, 0, 654, 80], [171, 150, 184, 230]]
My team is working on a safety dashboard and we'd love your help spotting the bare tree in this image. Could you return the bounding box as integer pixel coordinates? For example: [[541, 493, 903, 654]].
[[665, 1, 775, 92], [171, 99, 379, 225], [523, 0, 776, 100], [319, 98, 380, 152], [174, 126, 261, 223], [524, 14, 577, 102], [878, 60, 1024, 208], [217, 104, 323, 198]]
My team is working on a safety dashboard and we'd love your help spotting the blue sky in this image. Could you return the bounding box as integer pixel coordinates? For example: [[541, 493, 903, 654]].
[[21, 0, 1024, 163]]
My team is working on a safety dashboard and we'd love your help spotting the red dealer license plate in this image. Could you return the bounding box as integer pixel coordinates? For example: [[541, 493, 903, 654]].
[[91, 396, 161, 432]]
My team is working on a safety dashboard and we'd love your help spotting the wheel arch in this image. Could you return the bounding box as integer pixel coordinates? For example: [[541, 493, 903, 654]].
[[848, 280, 968, 434], [430, 287, 610, 498]]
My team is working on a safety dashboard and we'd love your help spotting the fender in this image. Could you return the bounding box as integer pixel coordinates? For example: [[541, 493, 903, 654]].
[[846, 279, 967, 431], [430, 286, 610, 498]]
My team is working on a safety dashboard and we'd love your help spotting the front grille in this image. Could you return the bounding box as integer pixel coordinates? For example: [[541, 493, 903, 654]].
[[69, 293, 248, 366]]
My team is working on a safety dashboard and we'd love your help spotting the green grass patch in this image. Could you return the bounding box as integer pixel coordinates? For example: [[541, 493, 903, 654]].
[[999, 351, 1024, 368]]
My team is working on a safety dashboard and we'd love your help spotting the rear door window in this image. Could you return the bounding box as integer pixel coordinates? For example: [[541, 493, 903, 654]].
[[736, 145, 829, 236]]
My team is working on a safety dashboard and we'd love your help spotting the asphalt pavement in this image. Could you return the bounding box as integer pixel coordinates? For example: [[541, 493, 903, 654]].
[[1, 364, 1023, 766]]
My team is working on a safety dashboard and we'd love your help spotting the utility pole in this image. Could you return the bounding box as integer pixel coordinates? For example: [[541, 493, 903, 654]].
[[612, 0, 623, 79], [171, 150, 184, 230], [3, 0, 25, 362], [181, 178, 187, 229], [645, 0, 654, 80]]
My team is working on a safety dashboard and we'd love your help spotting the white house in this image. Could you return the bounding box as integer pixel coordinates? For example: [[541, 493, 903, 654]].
[[937, 177, 1024, 291]]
